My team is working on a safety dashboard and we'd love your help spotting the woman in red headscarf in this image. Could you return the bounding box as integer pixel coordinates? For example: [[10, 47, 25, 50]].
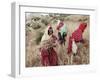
[[67, 22, 87, 54]]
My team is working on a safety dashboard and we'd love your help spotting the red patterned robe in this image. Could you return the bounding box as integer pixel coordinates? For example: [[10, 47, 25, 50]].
[[67, 23, 87, 54]]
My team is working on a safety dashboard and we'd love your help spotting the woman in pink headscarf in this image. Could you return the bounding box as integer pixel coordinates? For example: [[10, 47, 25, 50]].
[[56, 20, 68, 45]]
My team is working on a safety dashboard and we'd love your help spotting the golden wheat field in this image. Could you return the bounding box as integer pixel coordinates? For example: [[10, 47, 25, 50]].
[[25, 13, 89, 67]]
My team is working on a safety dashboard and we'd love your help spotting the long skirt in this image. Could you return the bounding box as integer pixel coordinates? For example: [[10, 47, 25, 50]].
[[41, 47, 58, 66]]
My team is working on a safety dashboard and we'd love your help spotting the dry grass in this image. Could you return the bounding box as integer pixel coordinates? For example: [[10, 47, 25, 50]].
[[25, 13, 89, 67]]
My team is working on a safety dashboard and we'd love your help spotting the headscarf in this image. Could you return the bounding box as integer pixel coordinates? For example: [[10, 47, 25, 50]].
[[72, 22, 87, 42], [79, 23, 87, 32], [60, 24, 67, 36], [56, 20, 64, 30]]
